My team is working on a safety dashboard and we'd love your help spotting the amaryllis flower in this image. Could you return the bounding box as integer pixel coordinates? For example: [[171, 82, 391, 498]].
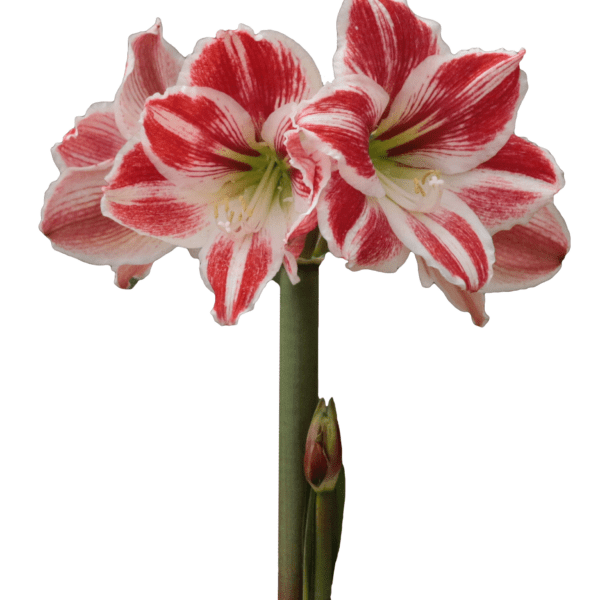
[[292, 0, 567, 306], [41, 20, 184, 288], [102, 26, 326, 324], [418, 202, 570, 326]]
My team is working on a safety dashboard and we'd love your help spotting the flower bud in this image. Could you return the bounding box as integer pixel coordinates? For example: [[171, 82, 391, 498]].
[[304, 398, 342, 492]]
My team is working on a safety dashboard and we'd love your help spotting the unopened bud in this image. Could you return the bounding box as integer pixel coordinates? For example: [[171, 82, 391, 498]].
[[304, 398, 342, 492]]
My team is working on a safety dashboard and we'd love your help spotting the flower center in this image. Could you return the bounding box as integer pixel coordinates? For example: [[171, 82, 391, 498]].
[[213, 147, 292, 237], [370, 141, 444, 214]]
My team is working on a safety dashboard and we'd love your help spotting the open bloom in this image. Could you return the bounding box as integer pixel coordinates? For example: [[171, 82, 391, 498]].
[[292, 0, 567, 318], [41, 21, 183, 288], [102, 26, 326, 324]]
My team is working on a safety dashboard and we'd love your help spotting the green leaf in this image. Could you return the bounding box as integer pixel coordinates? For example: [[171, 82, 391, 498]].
[[332, 466, 346, 570]]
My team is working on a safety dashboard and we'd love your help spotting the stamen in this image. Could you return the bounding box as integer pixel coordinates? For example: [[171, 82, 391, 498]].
[[378, 168, 445, 214], [420, 170, 437, 183], [414, 179, 426, 196], [212, 151, 291, 238]]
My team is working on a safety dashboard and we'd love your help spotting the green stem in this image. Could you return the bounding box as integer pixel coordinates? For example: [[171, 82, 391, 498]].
[[315, 492, 335, 600], [279, 264, 320, 600]]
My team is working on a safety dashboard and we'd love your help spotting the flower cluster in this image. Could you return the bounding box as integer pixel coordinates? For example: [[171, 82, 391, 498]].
[[41, 0, 569, 325]]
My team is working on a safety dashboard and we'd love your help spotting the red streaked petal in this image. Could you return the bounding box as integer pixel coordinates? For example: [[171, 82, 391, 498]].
[[335, 0, 447, 113], [417, 256, 489, 326], [348, 200, 410, 272], [103, 141, 211, 248], [378, 49, 526, 174], [283, 250, 301, 284], [41, 162, 173, 267], [261, 103, 295, 159], [199, 206, 287, 325], [141, 86, 259, 189], [295, 75, 389, 197], [317, 171, 409, 272], [445, 136, 564, 233], [483, 204, 570, 292], [285, 128, 332, 236], [261, 104, 330, 232], [288, 208, 318, 243], [180, 26, 322, 132], [115, 19, 185, 139], [53, 102, 126, 170], [317, 172, 365, 257], [380, 191, 494, 291], [286, 126, 331, 206], [113, 263, 154, 289], [479, 135, 562, 185]]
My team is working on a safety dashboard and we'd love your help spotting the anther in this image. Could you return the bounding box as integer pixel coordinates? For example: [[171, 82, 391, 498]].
[[420, 169, 437, 184], [414, 178, 426, 196]]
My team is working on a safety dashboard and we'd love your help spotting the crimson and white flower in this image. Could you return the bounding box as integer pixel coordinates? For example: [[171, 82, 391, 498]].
[[102, 26, 326, 324], [41, 20, 183, 288], [417, 201, 570, 326], [291, 0, 568, 315]]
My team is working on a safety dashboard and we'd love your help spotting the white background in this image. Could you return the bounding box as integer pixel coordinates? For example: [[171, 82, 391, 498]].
[[2, 0, 598, 598]]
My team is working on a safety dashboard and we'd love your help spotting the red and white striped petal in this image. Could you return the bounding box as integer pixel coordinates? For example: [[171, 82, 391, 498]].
[[295, 75, 389, 197], [113, 263, 154, 289], [417, 257, 489, 326], [261, 103, 325, 235], [285, 127, 331, 237], [335, 0, 448, 113], [140, 86, 260, 190], [198, 204, 288, 325], [444, 135, 564, 233], [318, 171, 410, 272], [179, 26, 322, 132], [377, 49, 527, 174], [41, 162, 173, 268], [261, 103, 296, 160], [379, 190, 495, 291], [483, 204, 570, 293], [52, 102, 126, 170], [102, 140, 212, 248], [115, 19, 185, 139], [416, 204, 569, 323]]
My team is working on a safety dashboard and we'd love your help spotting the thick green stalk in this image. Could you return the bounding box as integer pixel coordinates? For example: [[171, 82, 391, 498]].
[[279, 264, 320, 600]]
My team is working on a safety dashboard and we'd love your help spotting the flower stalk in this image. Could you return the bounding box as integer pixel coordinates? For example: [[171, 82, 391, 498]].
[[279, 264, 320, 600]]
